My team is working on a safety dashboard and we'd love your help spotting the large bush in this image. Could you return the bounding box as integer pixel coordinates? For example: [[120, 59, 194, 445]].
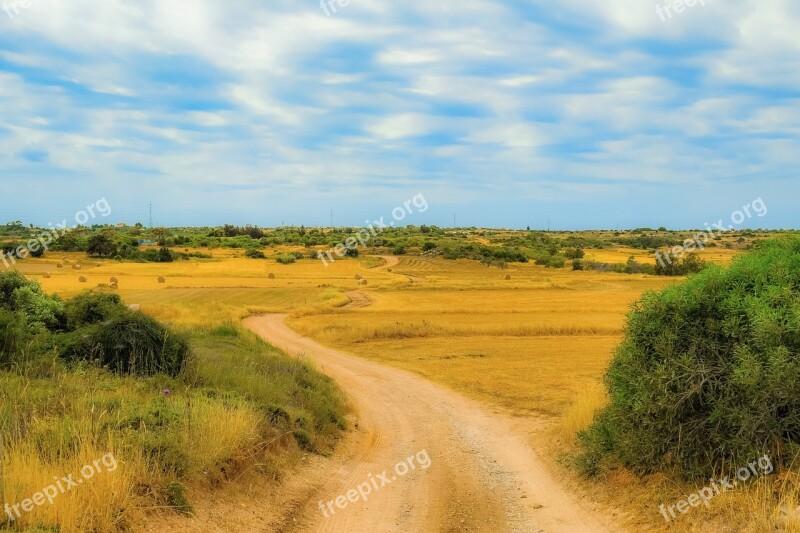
[[0, 271, 189, 377], [580, 237, 800, 480], [63, 313, 190, 377], [0, 271, 65, 332], [64, 290, 125, 330], [0, 270, 29, 307]]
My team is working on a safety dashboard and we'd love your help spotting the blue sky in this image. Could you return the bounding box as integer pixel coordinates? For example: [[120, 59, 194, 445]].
[[0, 0, 798, 229]]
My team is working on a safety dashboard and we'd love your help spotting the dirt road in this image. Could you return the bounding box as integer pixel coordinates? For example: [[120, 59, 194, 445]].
[[343, 290, 374, 309], [377, 255, 400, 269], [243, 315, 613, 533]]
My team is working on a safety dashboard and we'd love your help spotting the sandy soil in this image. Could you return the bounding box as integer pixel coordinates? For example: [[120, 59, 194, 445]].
[[239, 314, 616, 533]]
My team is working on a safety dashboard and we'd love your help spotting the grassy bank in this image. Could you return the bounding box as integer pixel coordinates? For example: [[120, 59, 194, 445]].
[[0, 324, 346, 532]]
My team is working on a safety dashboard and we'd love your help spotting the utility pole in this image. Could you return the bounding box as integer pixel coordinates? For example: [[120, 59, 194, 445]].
[[331, 208, 333, 228], [149, 202, 153, 228], [453, 213, 456, 229]]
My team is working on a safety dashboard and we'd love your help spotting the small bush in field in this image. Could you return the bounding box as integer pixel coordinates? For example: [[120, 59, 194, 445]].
[[245, 248, 266, 259], [164, 482, 194, 515]]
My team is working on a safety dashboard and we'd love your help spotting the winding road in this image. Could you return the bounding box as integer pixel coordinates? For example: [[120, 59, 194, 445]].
[[243, 314, 613, 533]]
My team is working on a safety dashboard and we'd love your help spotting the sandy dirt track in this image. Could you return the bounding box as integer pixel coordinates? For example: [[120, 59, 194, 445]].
[[243, 314, 614, 533]]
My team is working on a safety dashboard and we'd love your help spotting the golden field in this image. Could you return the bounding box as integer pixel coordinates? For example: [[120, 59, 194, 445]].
[[14, 246, 743, 417], [10, 244, 796, 532]]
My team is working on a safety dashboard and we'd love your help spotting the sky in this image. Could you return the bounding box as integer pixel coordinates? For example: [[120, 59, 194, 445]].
[[0, 0, 798, 230]]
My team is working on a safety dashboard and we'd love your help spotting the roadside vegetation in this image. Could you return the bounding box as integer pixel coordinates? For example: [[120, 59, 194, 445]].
[[571, 237, 800, 530], [0, 271, 346, 532]]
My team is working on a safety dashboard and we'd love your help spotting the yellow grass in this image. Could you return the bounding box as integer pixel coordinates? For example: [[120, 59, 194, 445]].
[[555, 382, 609, 445], [7, 247, 791, 531], [288, 258, 678, 415], [1, 440, 133, 532], [182, 397, 263, 476]]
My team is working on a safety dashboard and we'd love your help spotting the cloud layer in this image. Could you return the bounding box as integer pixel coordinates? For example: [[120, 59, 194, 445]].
[[1, 0, 798, 228]]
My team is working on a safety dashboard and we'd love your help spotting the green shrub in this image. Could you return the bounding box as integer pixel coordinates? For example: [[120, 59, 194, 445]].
[[158, 247, 175, 263], [0, 309, 24, 366], [10, 285, 65, 333], [275, 254, 296, 264], [654, 251, 707, 276], [142, 435, 190, 478], [64, 291, 125, 330], [0, 270, 30, 309], [565, 247, 585, 260], [244, 248, 266, 259], [293, 429, 315, 452], [61, 312, 190, 377], [164, 482, 193, 515], [579, 237, 800, 480]]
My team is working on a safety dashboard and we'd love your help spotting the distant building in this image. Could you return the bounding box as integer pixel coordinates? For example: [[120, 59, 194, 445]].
[[138, 239, 155, 245], [116, 222, 127, 228]]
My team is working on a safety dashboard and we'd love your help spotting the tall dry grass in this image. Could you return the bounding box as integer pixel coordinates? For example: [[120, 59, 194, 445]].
[[0, 325, 346, 532]]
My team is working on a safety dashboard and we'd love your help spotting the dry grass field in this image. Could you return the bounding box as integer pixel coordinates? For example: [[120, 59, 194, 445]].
[[10, 243, 794, 531], [13, 245, 742, 420]]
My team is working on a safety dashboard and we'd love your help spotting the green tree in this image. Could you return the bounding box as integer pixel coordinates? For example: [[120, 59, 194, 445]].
[[87, 233, 118, 257], [158, 247, 175, 263]]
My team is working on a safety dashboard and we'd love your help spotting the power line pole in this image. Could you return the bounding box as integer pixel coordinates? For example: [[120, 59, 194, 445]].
[[149, 202, 153, 228]]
